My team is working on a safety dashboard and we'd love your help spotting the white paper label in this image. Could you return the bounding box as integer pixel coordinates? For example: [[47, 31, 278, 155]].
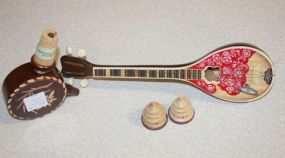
[[23, 92, 48, 112]]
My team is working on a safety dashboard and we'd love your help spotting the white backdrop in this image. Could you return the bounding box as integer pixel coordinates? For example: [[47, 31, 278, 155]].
[[0, 0, 285, 158]]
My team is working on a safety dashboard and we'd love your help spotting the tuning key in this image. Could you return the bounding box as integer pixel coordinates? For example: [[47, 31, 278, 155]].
[[77, 49, 87, 59], [80, 79, 89, 88], [66, 46, 73, 56], [68, 78, 74, 85]]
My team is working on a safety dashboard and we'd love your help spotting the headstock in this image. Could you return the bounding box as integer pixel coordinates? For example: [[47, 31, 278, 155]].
[[60, 48, 93, 79]]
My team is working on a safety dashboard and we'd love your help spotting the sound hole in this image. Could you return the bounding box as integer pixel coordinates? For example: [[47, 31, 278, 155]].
[[205, 67, 220, 82]]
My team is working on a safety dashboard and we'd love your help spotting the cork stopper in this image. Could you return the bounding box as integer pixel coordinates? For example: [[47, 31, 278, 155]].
[[168, 96, 195, 124], [32, 29, 58, 68], [141, 101, 168, 130], [39, 29, 58, 48]]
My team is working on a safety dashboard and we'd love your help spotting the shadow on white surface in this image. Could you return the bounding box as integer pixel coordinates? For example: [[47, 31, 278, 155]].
[[127, 109, 144, 128]]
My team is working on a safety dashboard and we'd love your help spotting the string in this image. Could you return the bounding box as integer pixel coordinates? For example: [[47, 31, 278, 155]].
[[245, 69, 271, 74], [205, 73, 274, 79], [92, 68, 274, 81], [204, 68, 274, 80]]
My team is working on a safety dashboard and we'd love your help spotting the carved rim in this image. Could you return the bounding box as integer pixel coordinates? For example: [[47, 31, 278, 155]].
[[7, 76, 67, 120]]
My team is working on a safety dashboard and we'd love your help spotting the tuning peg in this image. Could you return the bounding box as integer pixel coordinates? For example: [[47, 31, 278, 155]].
[[68, 78, 74, 85], [77, 49, 86, 59], [66, 46, 73, 56], [80, 79, 89, 88]]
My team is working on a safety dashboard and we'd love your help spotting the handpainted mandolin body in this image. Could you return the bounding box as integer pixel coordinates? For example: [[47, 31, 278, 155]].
[[186, 45, 274, 102]]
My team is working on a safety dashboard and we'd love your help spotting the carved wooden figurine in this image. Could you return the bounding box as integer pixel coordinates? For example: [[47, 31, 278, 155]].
[[168, 96, 195, 124], [141, 101, 168, 130], [2, 29, 79, 120]]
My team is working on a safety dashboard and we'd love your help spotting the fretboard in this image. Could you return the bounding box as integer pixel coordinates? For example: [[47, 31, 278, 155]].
[[92, 67, 202, 80]]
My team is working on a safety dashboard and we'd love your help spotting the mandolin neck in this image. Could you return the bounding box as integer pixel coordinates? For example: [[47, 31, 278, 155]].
[[90, 65, 202, 81], [60, 55, 203, 82]]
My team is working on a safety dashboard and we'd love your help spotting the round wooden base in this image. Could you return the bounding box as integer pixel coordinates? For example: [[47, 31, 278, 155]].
[[168, 108, 195, 124], [141, 115, 168, 130]]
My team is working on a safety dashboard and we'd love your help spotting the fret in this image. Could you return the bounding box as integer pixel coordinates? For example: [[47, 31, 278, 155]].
[[105, 69, 110, 76], [180, 69, 185, 79], [185, 69, 202, 79], [138, 70, 147, 77], [167, 70, 173, 78], [134, 70, 138, 77], [159, 70, 165, 78], [109, 69, 112, 76], [174, 70, 179, 78], [157, 70, 159, 78], [187, 70, 191, 79], [110, 69, 121, 76], [94, 69, 106, 76], [149, 70, 157, 78], [193, 70, 197, 79], [125, 69, 135, 77]]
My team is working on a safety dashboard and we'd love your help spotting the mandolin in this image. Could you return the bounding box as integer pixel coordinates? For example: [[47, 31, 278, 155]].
[[60, 44, 274, 102]]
